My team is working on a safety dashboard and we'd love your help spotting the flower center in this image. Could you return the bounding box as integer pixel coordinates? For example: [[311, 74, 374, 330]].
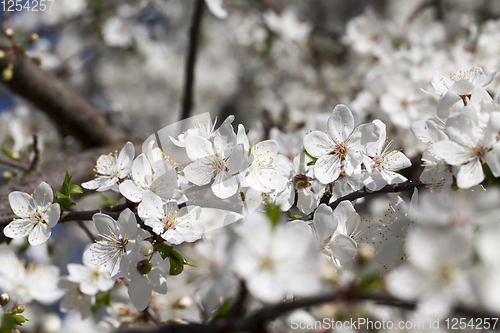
[[212, 156, 228, 173], [333, 142, 348, 158], [471, 146, 487, 159], [162, 213, 179, 231], [372, 155, 383, 170]]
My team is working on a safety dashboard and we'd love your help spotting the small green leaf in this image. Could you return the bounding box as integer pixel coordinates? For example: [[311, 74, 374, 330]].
[[291, 214, 302, 219], [169, 255, 184, 276], [357, 273, 383, 291], [210, 298, 232, 321], [92, 291, 112, 316], [183, 258, 197, 267], [156, 243, 173, 260], [68, 184, 83, 194], [11, 315, 28, 325], [61, 170, 72, 195], [265, 203, 281, 227], [55, 191, 69, 199], [1, 144, 14, 159]]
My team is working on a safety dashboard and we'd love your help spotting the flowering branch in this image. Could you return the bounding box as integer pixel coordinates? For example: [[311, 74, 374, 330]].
[[116, 291, 499, 333], [180, 0, 205, 121]]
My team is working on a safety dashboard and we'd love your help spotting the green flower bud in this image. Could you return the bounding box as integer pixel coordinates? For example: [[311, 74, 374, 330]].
[[3, 63, 13, 81], [0, 293, 9, 306], [12, 304, 25, 313], [136, 259, 152, 275]]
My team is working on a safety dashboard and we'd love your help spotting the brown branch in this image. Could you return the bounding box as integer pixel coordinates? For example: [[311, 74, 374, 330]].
[[180, 0, 205, 121], [0, 33, 129, 148], [0, 156, 29, 171], [115, 291, 500, 333]]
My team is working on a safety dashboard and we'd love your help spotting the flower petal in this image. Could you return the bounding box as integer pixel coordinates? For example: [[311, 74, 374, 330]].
[[303, 131, 334, 158], [8, 191, 33, 218], [34, 181, 53, 206], [456, 159, 484, 189], [327, 104, 354, 144]]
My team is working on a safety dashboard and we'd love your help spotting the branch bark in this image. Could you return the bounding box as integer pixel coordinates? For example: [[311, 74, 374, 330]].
[[180, 0, 205, 121], [0, 33, 129, 147]]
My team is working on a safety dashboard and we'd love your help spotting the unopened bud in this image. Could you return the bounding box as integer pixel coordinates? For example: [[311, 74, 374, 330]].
[[2, 171, 14, 181], [0, 50, 6, 59], [0, 293, 9, 306], [172, 296, 192, 309], [11, 151, 20, 160], [11, 329, 21, 333], [167, 318, 186, 324], [293, 174, 312, 189], [2, 63, 13, 81], [357, 244, 376, 264], [29, 33, 39, 44], [12, 304, 25, 313], [5, 28, 14, 38], [139, 241, 153, 256], [136, 259, 152, 275]]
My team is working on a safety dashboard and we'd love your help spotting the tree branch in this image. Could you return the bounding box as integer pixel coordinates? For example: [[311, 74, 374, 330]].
[[0, 33, 129, 148], [115, 291, 499, 333], [180, 0, 205, 121]]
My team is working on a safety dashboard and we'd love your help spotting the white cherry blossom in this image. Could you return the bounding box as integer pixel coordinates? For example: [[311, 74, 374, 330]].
[[58, 277, 94, 319], [303, 104, 381, 184], [67, 258, 114, 296], [4, 181, 60, 246], [82, 141, 134, 192], [83, 209, 141, 280]]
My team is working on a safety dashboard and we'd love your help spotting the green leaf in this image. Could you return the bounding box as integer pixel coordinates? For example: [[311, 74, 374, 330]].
[[156, 243, 173, 260], [210, 298, 232, 321], [11, 315, 28, 325], [291, 214, 302, 219], [68, 184, 83, 194], [98, 193, 120, 208], [1, 144, 14, 159], [55, 191, 69, 199], [61, 170, 72, 195], [169, 254, 184, 276], [0, 313, 29, 333], [92, 291, 112, 316], [265, 203, 281, 227], [183, 258, 197, 267], [357, 273, 383, 291]]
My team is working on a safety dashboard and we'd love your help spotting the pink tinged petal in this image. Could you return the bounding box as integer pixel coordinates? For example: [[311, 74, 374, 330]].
[[303, 131, 335, 158], [314, 154, 341, 184], [8, 191, 33, 218], [127, 273, 153, 311], [118, 208, 138, 238], [34, 181, 53, 206], [184, 135, 214, 161], [46, 204, 60, 228], [313, 204, 337, 243], [456, 159, 484, 189], [28, 223, 51, 245], [484, 148, 500, 177], [3, 218, 35, 239], [212, 171, 238, 199], [148, 269, 168, 294], [449, 80, 475, 95], [184, 160, 213, 186], [119, 180, 143, 202], [327, 233, 357, 261], [327, 104, 354, 144], [430, 140, 473, 165], [445, 113, 479, 147]]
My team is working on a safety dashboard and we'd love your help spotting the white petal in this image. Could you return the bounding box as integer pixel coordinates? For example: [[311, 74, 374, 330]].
[[117, 208, 138, 238], [3, 218, 35, 239], [430, 140, 473, 165], [303, 131, 334, 158], [8, 191, 33, 218], [127, 274, 152, 311], [119, 180, 143, 202], [212, 171, 238, 199], [46, 204, 60, 228], [148, 269, 168, 294], [184, 160, 213, 186], [327, 104, 354, 144], [184, 135, 214, 161], [328, 233, 357, 261], [34, 181, 53, 206], [445, 113, 479, 147], [484, 148, 500, 177], [314, 154, 341, 184], [28, 223, 51, 245], [93, 213, 120, 236], [456, 159, 484, 189], [313, 204, 337, 243]]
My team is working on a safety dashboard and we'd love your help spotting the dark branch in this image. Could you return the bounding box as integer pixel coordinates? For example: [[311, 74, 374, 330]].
[[0, 156, 29, 171], [302, 180, 425, 221], [0, 33, 129, 148], [115, 291, 500, 333], [180, 0, 205, 121]]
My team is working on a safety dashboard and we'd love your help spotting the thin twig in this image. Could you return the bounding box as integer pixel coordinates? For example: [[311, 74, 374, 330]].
[[1, 11, 10, 32], [27, 134, 40, 173], [0, 156, 29, 171], [180, 0, 205, 121]]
